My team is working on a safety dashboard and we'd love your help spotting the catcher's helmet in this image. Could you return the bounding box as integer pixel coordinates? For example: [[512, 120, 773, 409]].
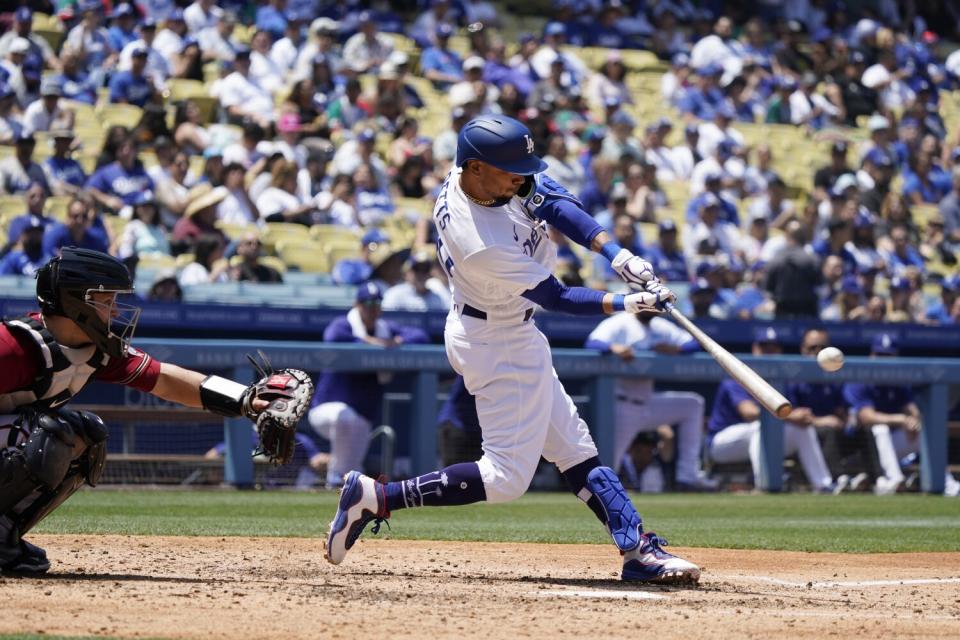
[[36, 247, 140, 358], [455, 115, 548, 175]]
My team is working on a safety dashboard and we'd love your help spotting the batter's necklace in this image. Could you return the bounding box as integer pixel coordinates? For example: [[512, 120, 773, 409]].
[[463, 190, 496, 206]]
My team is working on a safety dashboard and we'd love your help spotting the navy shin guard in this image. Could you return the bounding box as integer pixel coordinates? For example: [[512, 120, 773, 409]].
[[585, 466, 643, 552]]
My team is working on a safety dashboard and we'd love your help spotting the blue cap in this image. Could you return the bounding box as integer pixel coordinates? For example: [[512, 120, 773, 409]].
[[181, 36, 199, 52], [841, 275, 862, 294], [716, 102, 736, 119], [776, 76, 798, 91], [585, 126, 606, 141], [544, 22, 567, 37], [15, 6, 32, 22], [671, 52, 690, 67], [941, 274, 960, 292], [854, 210, 875, 228], [203, 146, 223, 159], [603, 95, 623, 108], [436, 23, 454, 38], [697, 63, 723, 77], [362, 229, 389, 246], [811, 26, 833, 43], [865, 148, 894, 168], [658, 219, 677, 232], [358, 128, 376, 143], [654, 116, 673, 130], [753, 326, 779, 344], [356, 281, 383, 303], [141, 16, 157, 29], [21, 58, 41, 79], [168, 8, 185, 22], [112, 3, 134, 18], [700, 192, 721, 210], [233, 44, 252, 58], [685, 122, 700, 135], [871, 333, 898, 354], [357, 10, 374, 24], [889, 275, 911, 291], [704, 169, 723, 182], [130, 44, 149, 57], [609, 110, 635, 127]]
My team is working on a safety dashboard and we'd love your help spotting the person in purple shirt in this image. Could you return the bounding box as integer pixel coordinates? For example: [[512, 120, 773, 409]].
[[685, 170, 739, 226], [42, 197, 110, 257], [677, 64, 728, 121], [419, 24, 463, 88], [307, 282, 429, 488], [812, 217, 858, 274], [85, 136, 155, 212], [644, 220, 689, 282], [255, 0, 288, 41], [106, 3, 139, 52], [108, 46, 156, 107], [882, 223, 926, 277], [708, 326, 834, 491], [925, 275, 958, 324], [843, 333, 960, 496], [0, 218, 51, 276]]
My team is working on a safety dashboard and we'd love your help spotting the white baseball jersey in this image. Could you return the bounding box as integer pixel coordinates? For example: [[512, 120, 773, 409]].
[[587, 314, 692, 401], [434, 167, 557, 322]]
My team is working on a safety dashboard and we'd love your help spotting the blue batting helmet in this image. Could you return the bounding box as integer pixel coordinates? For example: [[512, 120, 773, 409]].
[[455, 116, 548, 175]]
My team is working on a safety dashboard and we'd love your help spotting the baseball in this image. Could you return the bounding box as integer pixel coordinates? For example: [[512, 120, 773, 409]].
[[817, 347, 845, 372]]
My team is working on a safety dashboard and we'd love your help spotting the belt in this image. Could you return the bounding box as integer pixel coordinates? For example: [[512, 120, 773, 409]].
[[616, 394, 646, 406], [460, 304, 534, 323]]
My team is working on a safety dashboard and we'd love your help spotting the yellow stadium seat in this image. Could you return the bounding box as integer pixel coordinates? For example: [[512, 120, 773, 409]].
[[328, 246, 361, 266], [45, 196, 71, 221], [0, 196, 24, 219], [216, 221, 258, 240], [98, 103, 144, 130], [103, 215, 127, 238], [310, 224, 361, 245], [262, 223, 311, 252], [138, 253, 177, 271], [175, 253, 196, 269], [276, 240, 330, 273]]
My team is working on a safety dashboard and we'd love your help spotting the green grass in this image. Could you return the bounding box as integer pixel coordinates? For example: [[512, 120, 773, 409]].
[[32, 489, 960, 553]]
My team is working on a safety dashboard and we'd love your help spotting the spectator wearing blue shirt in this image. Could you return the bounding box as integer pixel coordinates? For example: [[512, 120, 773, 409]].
[[812, 217, 858, 274], [0, 218, 51, 276], [4, 183, 52, 249], [685, 171, 739, 225], [108, 46, 156, 107], [588, 3, 630, 49], [53, 50, 101, 105], [708, 326, 833, 491], [925, 275, 958, 324], [42, 128, 87, 197], [902, 152, 950, 205], [42, 197, 109, 257], [645, 220, 689, 282], [332, 229, 387, 285], [677, 63, 727, 121], [107, 3, 139, 53], [420, 24, 463, 88], [255, 0, 288, 41], [844, 334, 960, 496], [307, 282, 429, 488], [85, 136, 155, 212], [592, 209, 645, 284], [881, 223, 926, 277]]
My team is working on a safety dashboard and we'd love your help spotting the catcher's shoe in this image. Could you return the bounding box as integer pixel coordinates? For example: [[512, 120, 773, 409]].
[[621, 532, 700, 585], [325, 471, 389, 565], [0, 540, 50, 575]]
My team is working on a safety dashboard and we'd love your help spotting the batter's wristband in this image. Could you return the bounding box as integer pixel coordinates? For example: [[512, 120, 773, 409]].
[[612, 294, 626, 312], [600, 241, 624, 263]]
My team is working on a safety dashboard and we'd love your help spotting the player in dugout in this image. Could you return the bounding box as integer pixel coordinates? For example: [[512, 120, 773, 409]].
[[0, 248, 312, 574], [326, 115, 701, 585]]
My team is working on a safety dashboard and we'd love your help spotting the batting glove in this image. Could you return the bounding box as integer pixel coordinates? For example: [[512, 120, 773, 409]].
[[611, 249, 658, 287], [645, 280, 677, 305], [623, 291, 662, 313]]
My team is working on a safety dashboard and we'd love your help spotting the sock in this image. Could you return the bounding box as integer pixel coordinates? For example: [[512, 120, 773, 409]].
[[384, 462, 486, 511], [561, 456, 609, 526]]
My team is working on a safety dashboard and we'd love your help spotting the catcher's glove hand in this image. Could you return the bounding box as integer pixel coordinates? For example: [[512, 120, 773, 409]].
[[245, 352, 314, 465]]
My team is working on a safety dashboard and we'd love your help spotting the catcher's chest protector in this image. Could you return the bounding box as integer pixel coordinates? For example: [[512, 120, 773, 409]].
[[0, 316, 109, 413]]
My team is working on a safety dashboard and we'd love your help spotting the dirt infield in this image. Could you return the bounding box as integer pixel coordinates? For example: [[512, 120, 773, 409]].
[[2, 535, 959, 639]]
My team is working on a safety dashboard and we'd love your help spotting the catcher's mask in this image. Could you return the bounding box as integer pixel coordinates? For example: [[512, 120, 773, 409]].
[[36, 247, 141, 358]]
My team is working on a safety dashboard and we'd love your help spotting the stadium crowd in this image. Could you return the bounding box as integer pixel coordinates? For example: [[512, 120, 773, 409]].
[[0, 0, 956, 325]]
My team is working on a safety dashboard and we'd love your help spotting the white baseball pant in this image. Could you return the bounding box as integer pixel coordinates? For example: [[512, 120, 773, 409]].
[[614, 392, 707, 485], [308, 402, 372, 487], [445, 312, 598, 503], [709, 420, 833, 490], [870, 423, 960, 493]]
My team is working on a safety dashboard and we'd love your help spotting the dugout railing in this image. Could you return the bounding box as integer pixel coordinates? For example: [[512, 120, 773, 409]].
[[90, 339, 960, 494]]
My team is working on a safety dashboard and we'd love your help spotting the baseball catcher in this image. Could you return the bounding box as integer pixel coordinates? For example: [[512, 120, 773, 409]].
[[0, 248, 312, 574]]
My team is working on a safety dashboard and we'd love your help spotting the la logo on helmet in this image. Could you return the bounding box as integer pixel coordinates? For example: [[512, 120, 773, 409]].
[[524, 134, 534, 154]]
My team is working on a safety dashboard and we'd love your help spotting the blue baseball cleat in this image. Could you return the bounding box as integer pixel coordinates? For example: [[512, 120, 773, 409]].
[[622, 532, 700, 584], [325, 471, 390, 565]]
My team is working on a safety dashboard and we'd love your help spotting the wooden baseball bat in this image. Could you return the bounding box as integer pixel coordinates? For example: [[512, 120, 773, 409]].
[[664, 303, 793, 419]]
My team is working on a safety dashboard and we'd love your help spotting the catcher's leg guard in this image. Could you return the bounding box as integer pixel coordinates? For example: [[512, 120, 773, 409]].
[[585, 466, 643, 552]]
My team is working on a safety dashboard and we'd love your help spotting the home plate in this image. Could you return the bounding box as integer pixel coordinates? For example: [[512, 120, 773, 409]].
[[538, 589, 667, 601]]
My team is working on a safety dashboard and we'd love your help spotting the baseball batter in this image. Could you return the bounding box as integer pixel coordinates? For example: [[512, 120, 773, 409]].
[[585, 311, 715, 490], [326, 116, 700, 584]]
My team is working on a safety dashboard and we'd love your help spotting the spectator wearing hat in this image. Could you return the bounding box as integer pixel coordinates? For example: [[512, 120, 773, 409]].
[[63, 1, 117, 71], [106, 3, 140, 53], [152, 9, 188, 62], [748, 175, 795, 229], [881, 223, 926, 277], [886, 274, 923, 323], [678, 63, 728, 121], [0, 7, 59, 71], [197, 10, 239, 63], [845, 209, 883, 273], [668, 123, 702, 180], [254, 0, 288, 42], [0, 133, 48, 196], [43, 196, 109, 257], [858, 147, 896, 212], [419, 23, 463, 89], [765, 221, 820, 318], [640, 119, 678, 181], [115, 190, 171, 260], [833, 50, 877, 126], [697, 102, 745, 159], [409, 0, 458, 49], [813, 141, 853, 202], [293, 18, 342, 79], [813, 217, 857, 273], [219, 47, 275, 126], [529, 21, 587, 86], [171, 184, 229, 249], [342, 11, 394, 75], [903, 152, 950, 205], [108, 45, 157, 107], [184, 0, 224, 34], [685, 192, 740, 263], [0, 215, 50, 276], [858, 114, 895, 169], [382, 250, 450, 312], [332, 230, 392, 285], [41, 129, 86, 197], [308, 281, 429, 488], [821, 274, 868, 321], [22, 78, 74, 135], [325, 78, 369, 131], [686, 169, 739, 224], [845, 334, 960, 496], [646, 220, 689, 282], [3, 183, 51, 253], [740, 207, 771, 265], [709, 326, 834, 492], [660, 52, 693, 109], [0, 38, 30, 107], [85, 136, 154, 211], [924, 275, 959, 325]]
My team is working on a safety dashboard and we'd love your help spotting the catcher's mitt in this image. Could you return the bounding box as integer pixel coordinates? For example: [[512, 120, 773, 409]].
[[245, 352, 314, 465]]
